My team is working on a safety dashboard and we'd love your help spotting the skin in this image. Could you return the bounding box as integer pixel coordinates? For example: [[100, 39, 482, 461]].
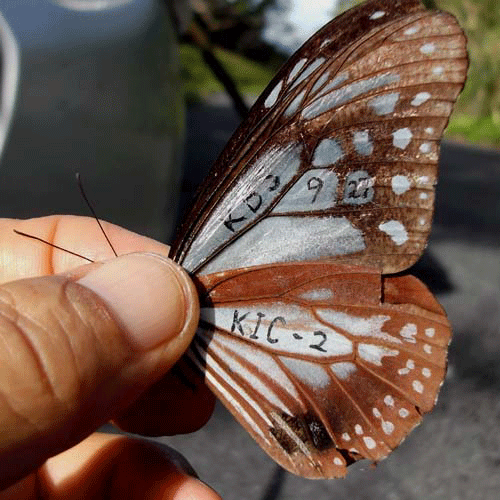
[[0, 216, 218, 499]]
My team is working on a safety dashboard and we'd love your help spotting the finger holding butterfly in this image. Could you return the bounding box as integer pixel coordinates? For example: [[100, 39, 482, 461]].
[[0, 215, 216, 435], [0, 216, 218, 494]]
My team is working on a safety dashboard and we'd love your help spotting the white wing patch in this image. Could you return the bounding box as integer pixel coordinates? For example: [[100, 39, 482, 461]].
[[280, 357, 331, 389], [272, 169, 338, 213], [199, 215, 366, 275], [411, 92, 431, 106], [378, 220, 409, 245], [392, 128, 413, 149], [358, 343, 400, 366], [353, 130, 374, 156], [313, 138, 344, 166], [182, 143, 302, 272], [290, 57, 326, 89], [316, 311, 401, 344], [391, 175, 411, 195], [330, 362, 357, 380], [368, 92, 400, 115], [201, 304, 353, 358], [302, 72, 400, 120], [265, 80, 283, 108]]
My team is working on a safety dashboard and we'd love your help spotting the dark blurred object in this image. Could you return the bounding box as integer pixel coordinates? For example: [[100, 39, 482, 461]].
[[0, 0, 186, 242], [187, 16, 249, 119], [185, 0, 283, 64]]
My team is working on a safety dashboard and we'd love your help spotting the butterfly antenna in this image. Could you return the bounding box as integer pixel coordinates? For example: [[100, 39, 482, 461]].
[[13, 230, 94, 263], [76, 173, 118, 257]]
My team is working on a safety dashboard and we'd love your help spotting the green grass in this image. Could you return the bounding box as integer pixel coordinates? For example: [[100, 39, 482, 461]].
[[436, 0, 500, 147], [446, 113, 500, 146]]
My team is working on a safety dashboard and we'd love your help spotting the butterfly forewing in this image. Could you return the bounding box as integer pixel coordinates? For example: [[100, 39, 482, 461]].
[[171, 0, 467, 276], [188, 263, 451, 478], [171, 0, 467, 479]]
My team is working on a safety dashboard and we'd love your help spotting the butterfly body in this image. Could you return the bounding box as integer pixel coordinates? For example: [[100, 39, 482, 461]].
[[171, 0, 467, 478]]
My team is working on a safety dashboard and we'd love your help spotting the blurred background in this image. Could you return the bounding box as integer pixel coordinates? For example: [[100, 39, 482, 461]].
[[0, 0, 498, 498]]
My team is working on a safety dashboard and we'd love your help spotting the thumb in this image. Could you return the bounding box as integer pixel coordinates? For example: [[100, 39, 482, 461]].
[[0, 253, 199, 489]]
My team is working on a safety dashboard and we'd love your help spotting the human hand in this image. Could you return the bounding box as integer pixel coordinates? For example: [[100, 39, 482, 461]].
[[0, 216, 219, 499]]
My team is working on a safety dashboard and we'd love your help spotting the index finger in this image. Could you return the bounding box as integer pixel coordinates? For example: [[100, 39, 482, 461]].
[[0, 215, 171, 284]]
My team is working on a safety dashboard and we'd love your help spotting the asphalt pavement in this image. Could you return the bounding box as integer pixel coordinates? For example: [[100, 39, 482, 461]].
[[159, 94, 500, 500]]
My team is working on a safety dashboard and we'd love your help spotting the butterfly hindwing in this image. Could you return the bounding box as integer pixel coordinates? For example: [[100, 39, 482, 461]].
[[189, 262, 451, 478], [171, 0, 467, 276]]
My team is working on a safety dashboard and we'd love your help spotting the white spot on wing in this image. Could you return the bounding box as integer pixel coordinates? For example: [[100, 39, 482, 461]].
[[355, 424, 363, 435], [369, 92, 399, 115], [353, 130, 373, 156], [358, 344, 399, 366], [363, 436, 376, 449], [302, 73, 400, 119], [400, 323, 417, 343], [280, 357, 331, 389], [334, 457, 343, 466], [411, 92, 431, 106], [422, 367, 431, 378], [265, 80, 282, 108], [319, 72, 349, 95], [384, 395, 394, 407], [342, 432, 351, 441], [412, 380, 424, 393], [420, 143, 431, 154], [420, 43, 436, 54], [330, 362, 357, 380], [399, 408, 410, 418], [311, 71, 330, 94], [313, 138, 344, 166], [316, 311, 402, 344], [373, 408, 382, 418], [382, 421, 394, 435], [284, 90, 306, 117], [370, 10, 385, 19], [391, 175, 411, 195], [392, 127, 413, 149], [424, 344, 432, 354], [425, 328, 435, 338], [404, 26, 419, 36], [272, 168, 338, 213], [433, 66, 444, 75], [420, 192, 429, 200], [299, 288, 334, 301], [425, 127, 435, 135], [290, 57, 325, 89], [378, 220, 408, 245], [288, 58, 307, 83], [199, 215, 367, 274]]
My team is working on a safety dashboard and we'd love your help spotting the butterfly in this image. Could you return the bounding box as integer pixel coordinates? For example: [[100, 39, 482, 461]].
[[170, 0, 468, 479]]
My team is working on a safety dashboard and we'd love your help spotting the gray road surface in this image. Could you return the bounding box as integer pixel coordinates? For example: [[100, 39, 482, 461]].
[[160, 95, 500, 500]]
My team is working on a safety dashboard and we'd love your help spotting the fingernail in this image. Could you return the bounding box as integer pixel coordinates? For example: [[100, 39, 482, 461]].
[[77, 254, 196, 350]]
